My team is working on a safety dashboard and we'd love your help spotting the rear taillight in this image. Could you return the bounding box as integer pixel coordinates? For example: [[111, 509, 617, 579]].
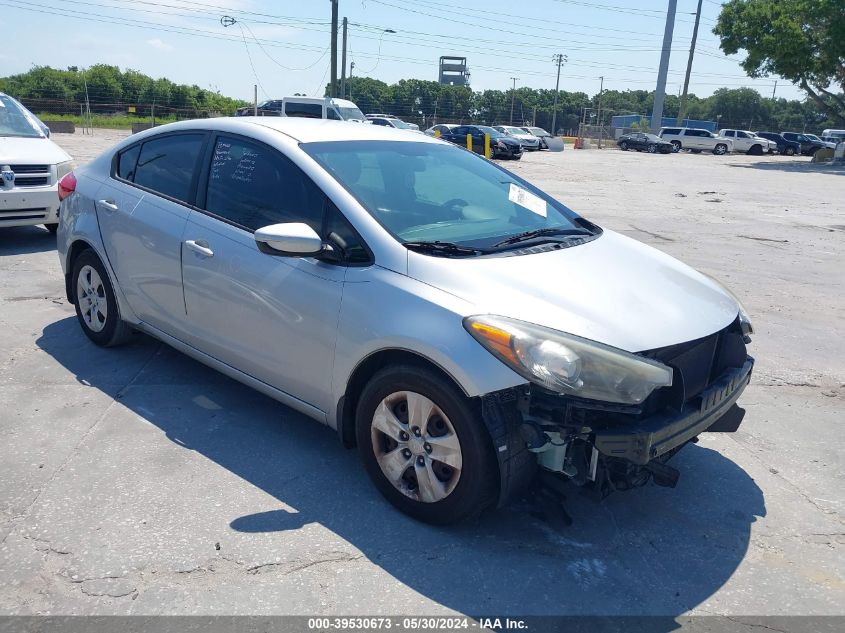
[[58, 171, 76, 201]]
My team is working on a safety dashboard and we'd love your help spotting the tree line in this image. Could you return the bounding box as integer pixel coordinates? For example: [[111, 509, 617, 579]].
[[341, 77, 840, 134], [1, 64, 839, 134], [0, 65, 247, 117]]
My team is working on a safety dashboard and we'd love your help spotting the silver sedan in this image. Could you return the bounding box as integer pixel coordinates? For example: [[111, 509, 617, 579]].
[[57, 118, 753, 524]]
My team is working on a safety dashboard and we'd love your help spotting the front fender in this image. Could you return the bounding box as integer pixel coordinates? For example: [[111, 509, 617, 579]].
[[330, 266, 526, 430]]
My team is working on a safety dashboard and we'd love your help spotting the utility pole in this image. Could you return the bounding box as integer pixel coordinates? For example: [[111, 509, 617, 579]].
[[340, 17, 348, 99], [772, 81, 777, 100], [676, 0, 702, 126], [551, 53, 565, 136], [253, 85, 257, 115], [349, 61, 355, 100], [596, 75, 604, 148], [329, 0, 339, 97], [651, 0, 677, 133], [509, 76, 519, 125]]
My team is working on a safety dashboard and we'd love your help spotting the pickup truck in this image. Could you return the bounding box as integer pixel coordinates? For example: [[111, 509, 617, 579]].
[[717, 129, 777, 155], [658, 127, 733, 155]]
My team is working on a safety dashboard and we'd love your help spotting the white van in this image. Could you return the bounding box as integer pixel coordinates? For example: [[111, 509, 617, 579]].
[[821, 129, 845, 144], [235, 97, 367, 122]]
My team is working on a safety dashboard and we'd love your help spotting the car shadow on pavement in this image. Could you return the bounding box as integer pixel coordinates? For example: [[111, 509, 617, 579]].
[[728, 159, 845, 175], [0, 225, 57, 255], [37, 317, 766, 621]]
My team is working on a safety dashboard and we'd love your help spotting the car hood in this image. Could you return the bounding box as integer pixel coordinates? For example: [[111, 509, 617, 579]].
[[0, 135, 70, 165], [406, 229, 739, 353]]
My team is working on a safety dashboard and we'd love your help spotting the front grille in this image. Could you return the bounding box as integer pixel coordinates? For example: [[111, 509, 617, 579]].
[[10, 164, 49, 174], [6, 164, 51, 187], [641, 319, 747, 410]]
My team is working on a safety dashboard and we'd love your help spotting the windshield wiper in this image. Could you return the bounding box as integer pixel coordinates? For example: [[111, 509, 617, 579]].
[[493, 227, 593, 248], [404, 240, 485, 256]]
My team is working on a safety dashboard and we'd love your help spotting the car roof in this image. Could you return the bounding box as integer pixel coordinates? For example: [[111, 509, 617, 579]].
[[135, 117, 441, 144]]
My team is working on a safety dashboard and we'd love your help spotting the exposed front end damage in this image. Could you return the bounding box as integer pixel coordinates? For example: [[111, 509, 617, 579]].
[[481, 318, 754, 506]]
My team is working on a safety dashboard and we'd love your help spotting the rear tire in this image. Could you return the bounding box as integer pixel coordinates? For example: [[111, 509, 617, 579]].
[[620, 141, 628, 151], [356, 365, 498, 525], [44, 223, 58, 234], [71, 249, 133, 347], [784, 146, 796, 156], [671, 141, 682, 153], [713, 143, 728, 155]]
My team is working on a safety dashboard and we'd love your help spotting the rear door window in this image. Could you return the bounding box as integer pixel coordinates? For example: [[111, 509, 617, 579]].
[[204, 135, 324, 233], [133, 133, 205, 203]]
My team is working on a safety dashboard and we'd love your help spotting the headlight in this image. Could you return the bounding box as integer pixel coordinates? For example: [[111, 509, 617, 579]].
[[464, 315, 673, 405], [56, 160, 73, 179]]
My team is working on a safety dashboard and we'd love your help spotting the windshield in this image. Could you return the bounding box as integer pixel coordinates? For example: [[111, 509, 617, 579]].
[[337, 106, 366, 121], [643, 133, 661, 141], [529, 127, 549, 136], [804, 134, 822, 142], [0, 95, 46, 138], [302, 140, 588, 250], [505, 127, 525, 135], [389, 119, 414, 129]]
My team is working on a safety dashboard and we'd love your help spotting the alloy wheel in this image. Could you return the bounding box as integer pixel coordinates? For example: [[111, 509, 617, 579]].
[[76, 265, 108, 332], [370, 391, 463, 503]]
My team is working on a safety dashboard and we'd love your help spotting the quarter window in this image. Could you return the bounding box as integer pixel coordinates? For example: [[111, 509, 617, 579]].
[[117, 144, 141, 181], [204, 136, 324, 232], [133, 133, 205, 203]]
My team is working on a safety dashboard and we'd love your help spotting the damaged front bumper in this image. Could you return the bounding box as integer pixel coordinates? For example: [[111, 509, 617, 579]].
[[481, 354, 754, 506], [593, 358, 753, 465]]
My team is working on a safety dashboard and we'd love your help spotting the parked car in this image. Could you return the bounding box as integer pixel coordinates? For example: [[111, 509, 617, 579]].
[[424, 123, 458, 137], [57, 118, 754, 524], [717, 129, 777, 155], [492, 126, 540, 151], [755, 132, 800, 156], [368, 116, 422, 132], [616, 132, 673, 154], [440, 125, 523, 159], [520, 126, 555, 150], [0, 92, 73, 233], [659, 127, 732, 154], [235, 97, 366, 122], [780, 132, 831, 156]]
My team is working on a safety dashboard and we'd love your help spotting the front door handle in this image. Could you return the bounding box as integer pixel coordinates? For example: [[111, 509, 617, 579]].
[[185, 239, 214, 258], [96, 199, 119, 213]]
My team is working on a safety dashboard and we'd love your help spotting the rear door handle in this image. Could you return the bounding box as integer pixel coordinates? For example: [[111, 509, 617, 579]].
[[185, 239, 214, 258], [96, 199, 119, 213]]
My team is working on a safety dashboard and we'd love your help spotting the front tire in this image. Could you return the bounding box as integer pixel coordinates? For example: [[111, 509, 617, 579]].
[[356, 365, 498, 524], [620, 141, 628, 151], [784, 146, 796, 156], [671, 141, 682, 153], [44, 223, 58, 234], [647, 144, 657, 153], [72, 249, 133, 347]]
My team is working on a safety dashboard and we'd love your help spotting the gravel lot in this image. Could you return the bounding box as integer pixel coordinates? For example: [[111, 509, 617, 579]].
[[1, 130, 843, 618]]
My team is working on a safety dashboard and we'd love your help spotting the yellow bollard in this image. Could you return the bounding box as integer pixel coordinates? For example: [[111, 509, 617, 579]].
[[467, 133, 473, 151], [434, 129, 441, 138], [484, 133, 491, 159]]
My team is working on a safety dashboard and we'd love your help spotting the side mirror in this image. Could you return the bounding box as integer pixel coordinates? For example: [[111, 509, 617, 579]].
[[255, 222, 326, 257]]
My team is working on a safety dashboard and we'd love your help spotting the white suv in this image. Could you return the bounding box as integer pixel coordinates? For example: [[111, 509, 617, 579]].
[[658, 127, 733, 155], [718, 129, 777, 155], [0, 92, 73, 233]]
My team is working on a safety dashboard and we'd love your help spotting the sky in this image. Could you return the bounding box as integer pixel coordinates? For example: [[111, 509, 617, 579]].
[[3, 0, 806, 103]]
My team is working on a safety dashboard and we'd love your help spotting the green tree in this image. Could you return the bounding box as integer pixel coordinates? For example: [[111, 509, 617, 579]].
[[714, 0, 845, 125]]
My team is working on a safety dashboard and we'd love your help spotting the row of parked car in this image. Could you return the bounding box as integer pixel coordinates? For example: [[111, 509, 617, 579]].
[[616, 126, 843, 156], [423, 123, 559, 160]]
